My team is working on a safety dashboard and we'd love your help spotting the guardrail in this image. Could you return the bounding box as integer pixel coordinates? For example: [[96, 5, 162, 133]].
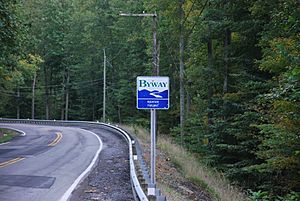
[[0, 118, 166, 201]]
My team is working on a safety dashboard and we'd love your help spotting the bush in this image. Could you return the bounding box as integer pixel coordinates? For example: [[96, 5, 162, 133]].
[[249, 190, 300, 201]]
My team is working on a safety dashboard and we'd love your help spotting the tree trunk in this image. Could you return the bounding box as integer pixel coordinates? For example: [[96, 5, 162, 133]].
[[223, 28, 231, 94], [186, 90, 191, 119], [65, 68, 70, 120], [207, 32, 213, 125], [17, 88, 20, 119], [179, 0, 185, 145], [60, 102, 64, 120], [44, 66, 49, 120], [92, 100, 95, 121], [118, 105, 121, 123], [31, 72, 37, 119], [61, 69, 65, 120]]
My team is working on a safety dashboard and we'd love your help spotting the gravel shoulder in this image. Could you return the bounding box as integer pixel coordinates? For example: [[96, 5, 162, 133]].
[[69, 123, 213, 201], [69, 126, 134, 201]]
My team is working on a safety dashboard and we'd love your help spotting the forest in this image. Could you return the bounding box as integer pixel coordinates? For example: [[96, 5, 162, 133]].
[[0, 0, 299, 200]]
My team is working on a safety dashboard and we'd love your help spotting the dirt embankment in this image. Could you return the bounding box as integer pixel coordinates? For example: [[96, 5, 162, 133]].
[[121, 125, 212, 201]]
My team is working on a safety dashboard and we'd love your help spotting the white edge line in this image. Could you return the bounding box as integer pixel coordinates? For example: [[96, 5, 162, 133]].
[[0, 127, 26, 145], [59, 129, 103, 201], [12, 128, 26, 136], [99, 123, 148, 200], [0, 142, 10, 146]]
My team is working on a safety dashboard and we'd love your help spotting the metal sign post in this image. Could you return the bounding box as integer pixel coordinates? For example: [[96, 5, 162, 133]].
[[150, 109, 156, 185], [137, 76, 169, 196]]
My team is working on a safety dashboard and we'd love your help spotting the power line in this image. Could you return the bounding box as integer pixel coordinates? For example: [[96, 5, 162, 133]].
[[17, 78, 103, 90], [0, 79, 102, 95]]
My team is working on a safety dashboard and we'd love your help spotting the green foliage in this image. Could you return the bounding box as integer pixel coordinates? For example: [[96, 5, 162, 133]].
[[0, 133, 13, 143], [249, 78, 300, 193], [18, 54, 43, 78], [0, 0, 300, 199], [249, 190, 269, 201], [249, 190, 300, 201], [0, 128, 17, 143]]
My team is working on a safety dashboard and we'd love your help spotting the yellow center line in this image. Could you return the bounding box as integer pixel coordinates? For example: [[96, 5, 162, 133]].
[[48, 132, 63, 147], [0, 157, 25, 168]]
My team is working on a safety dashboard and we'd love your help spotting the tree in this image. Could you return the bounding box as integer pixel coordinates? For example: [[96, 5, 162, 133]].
[[249, 0, 300, 194], [1, 0, 299, 197], [18, 54, 43, 119]]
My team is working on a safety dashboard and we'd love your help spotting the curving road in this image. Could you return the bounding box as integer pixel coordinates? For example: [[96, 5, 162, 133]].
[[0, 123, 102, 201]]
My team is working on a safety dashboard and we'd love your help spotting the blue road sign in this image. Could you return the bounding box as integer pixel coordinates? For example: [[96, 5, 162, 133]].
[[137, 76, 169, 110]]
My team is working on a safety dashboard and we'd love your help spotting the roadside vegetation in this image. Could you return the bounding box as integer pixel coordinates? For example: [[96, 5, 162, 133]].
[[157, 137, 248, 201], [0, 0, 299, 200], [123, 125, 249, 201], [125, 124, 300, 201], [0, 128, 16, 143]]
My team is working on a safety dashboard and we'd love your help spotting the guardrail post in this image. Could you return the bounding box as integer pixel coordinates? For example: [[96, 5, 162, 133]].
[[148, 183, 156, 197], [155, 189, 161, 196]]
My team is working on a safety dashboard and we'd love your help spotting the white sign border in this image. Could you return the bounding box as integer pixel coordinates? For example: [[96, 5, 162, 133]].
[[136, 76, 170, 110]]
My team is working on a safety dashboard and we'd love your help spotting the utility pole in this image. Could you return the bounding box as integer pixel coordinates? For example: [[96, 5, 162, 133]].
[[207, 21, 213, 126], [103, 48, 106, 123], [179, 0, 185, 145], [120, 12, 158, 196]]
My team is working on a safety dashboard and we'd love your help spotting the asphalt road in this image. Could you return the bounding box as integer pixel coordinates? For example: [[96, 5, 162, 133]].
[[0, 123, 102, 201]]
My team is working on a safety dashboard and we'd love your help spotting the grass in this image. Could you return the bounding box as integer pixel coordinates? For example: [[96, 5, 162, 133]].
[[0, 128, 16, 143], [121, 125, 250, 201], [157, 183, 187, 201]]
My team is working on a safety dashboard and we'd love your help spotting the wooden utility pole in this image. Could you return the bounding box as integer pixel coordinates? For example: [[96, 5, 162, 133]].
[[119, 12, 159, 197], [179, 0, 185, 144], [152, 14, 158, 75], [103, 48, 106, 123], [207, 22, 213, 126]]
